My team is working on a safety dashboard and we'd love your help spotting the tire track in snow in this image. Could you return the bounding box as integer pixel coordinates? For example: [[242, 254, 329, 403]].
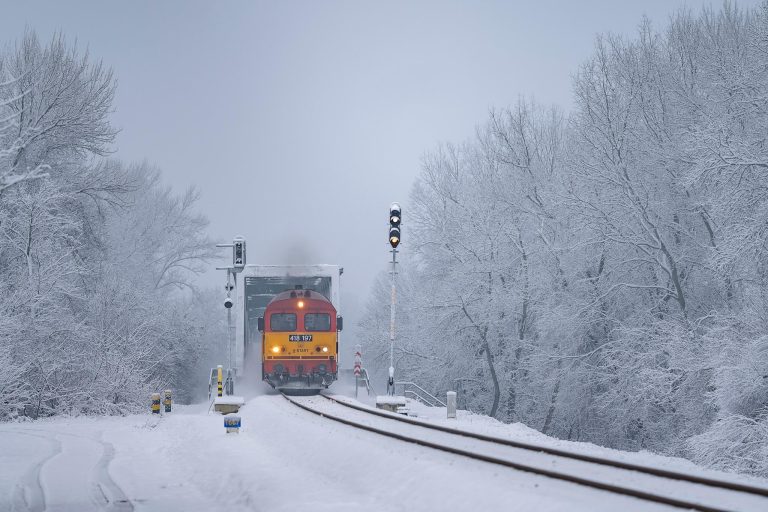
[[4, 427, 133, 512], [91, 435, 133, 512], [5, 430, 61, 512]]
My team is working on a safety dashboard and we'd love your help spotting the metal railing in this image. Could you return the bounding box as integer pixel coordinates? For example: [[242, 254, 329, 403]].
[[356, 368, 375, 397], [363, 368, 376, 395], [395, 381, 446, 407]]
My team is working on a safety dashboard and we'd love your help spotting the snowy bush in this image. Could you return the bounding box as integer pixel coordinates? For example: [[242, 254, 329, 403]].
[[688, 413, 768, 477]]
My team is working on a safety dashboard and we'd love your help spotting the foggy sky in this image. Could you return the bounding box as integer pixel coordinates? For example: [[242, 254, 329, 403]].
[[1, 0, 761, 330]]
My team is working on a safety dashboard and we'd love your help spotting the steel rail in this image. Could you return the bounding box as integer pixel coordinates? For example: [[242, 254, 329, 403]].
[[282, 393, 751, 512], [320, 393, 768, 499]]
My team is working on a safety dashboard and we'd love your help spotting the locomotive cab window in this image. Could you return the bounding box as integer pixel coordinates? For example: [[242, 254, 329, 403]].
[[304, 313, 331, 331], [270, 313, 296, 331]]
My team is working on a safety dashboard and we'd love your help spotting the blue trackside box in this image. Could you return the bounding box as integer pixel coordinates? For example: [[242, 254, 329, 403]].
[[224, 415, 241, 429]]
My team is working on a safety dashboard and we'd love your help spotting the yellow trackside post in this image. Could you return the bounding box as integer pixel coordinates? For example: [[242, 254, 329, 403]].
[[164, 389, 172, 412], [151, 393, 161, 414], [217, 365, 223, 397]]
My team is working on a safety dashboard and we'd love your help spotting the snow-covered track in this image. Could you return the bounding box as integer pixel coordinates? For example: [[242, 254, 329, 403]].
[[321, 393, 768, 497], [282, 393, 768, 512]]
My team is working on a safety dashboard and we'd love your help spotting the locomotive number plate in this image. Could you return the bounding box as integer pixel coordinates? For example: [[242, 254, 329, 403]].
[[289, 334, 313, 342]]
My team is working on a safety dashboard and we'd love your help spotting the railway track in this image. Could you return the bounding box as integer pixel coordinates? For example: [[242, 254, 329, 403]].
[[282, 392, 768, 512]]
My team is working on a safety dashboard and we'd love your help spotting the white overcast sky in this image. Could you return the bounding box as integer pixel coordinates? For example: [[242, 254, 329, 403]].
[[1, 0, 761, 327]]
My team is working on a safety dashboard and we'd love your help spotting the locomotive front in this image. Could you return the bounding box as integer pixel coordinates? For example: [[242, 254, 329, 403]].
[[258, 286, 341, 394]]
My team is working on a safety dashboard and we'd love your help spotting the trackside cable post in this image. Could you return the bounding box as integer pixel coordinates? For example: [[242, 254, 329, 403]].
[[151, 393, 161, 414], [447, 391, 457, 419]]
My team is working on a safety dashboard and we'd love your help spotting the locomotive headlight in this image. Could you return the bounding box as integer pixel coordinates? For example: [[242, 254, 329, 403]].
[[322, 346, 328, 353], [297, 300, 305, 308], [271, 346, 280, 354]]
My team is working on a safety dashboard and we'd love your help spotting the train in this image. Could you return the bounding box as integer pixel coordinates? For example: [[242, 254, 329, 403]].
[[258, 285, 342, 394]]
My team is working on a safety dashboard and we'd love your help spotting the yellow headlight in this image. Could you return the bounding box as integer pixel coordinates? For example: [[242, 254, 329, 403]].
[[271, 346, 280, 353], [297, 300, 304, 308], [322, 346, 328, 353]]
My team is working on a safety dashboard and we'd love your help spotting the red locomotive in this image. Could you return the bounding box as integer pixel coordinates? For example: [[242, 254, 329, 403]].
[[258, 286, 342, 394]]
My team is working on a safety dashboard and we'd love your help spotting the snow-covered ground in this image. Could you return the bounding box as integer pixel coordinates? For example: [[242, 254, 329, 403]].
[[1, 384, 766, 511]]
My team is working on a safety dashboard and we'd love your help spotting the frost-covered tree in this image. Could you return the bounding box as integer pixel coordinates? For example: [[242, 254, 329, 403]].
[[0, 33, 218, 419], [0, 31, 115, 193], [361, 2, 768, 478]]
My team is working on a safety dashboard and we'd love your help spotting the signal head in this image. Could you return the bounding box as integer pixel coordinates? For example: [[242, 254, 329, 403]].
[[232, 236, 246, 270], [389, 202, 401, 227], [389, 226, 401, 248]]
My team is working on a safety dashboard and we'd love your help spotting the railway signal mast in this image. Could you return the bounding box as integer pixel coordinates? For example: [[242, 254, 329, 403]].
[[387, 203, 401, 395], [216, 236, 246, 394]]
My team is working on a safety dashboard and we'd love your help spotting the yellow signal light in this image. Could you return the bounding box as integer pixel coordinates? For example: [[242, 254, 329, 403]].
[[389, 226, 401, 248]]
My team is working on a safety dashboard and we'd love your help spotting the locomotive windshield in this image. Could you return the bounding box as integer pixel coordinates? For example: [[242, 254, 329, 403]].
[[270, 313, 296, 331], [244, 275, 333, 344], [304, 313, 331, 331]]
